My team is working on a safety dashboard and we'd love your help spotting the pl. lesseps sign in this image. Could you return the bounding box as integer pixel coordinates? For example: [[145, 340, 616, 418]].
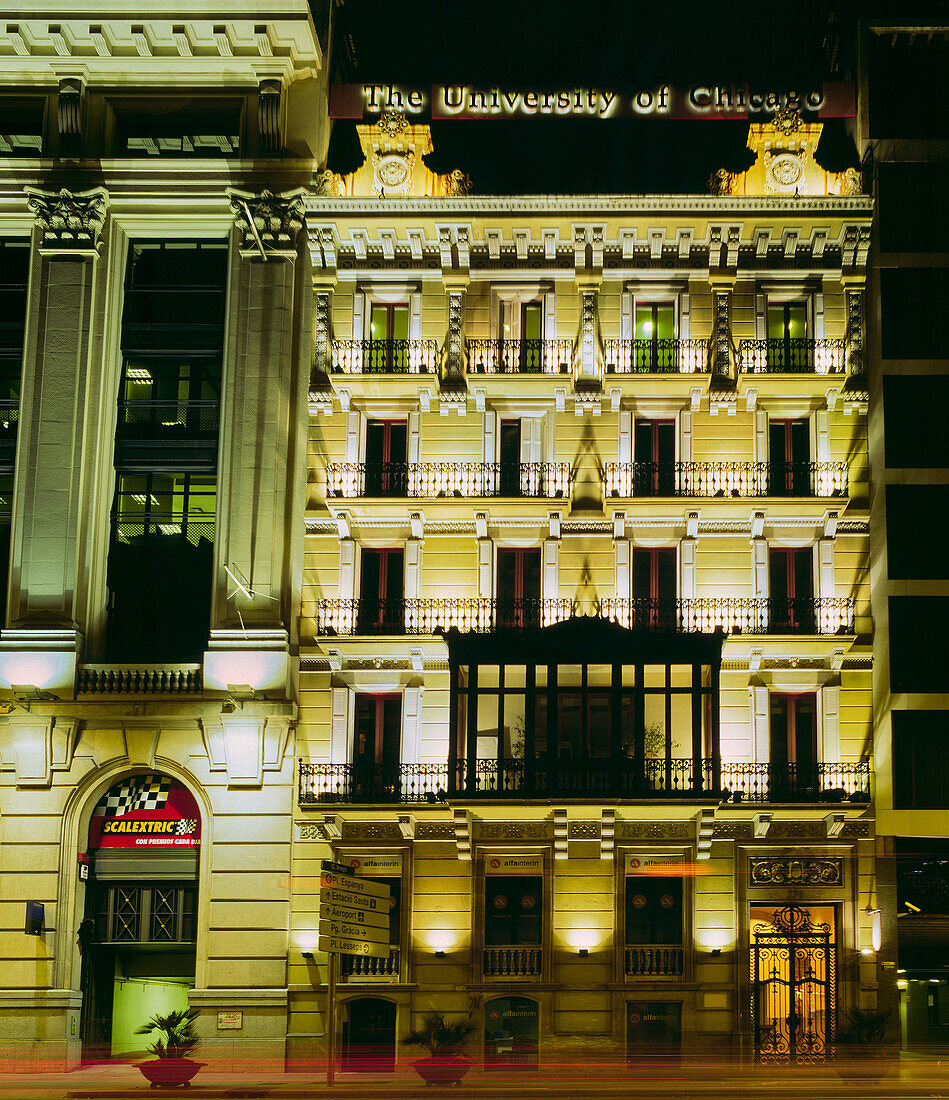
[[331, 83, 855, 121]]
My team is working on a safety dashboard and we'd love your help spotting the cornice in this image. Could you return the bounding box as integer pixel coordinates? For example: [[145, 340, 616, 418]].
[[304, 194, 874, 216]]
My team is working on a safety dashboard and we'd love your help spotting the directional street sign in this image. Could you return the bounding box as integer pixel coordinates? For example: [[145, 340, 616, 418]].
[[321, 859, 355, 876], [319, 885, 390, 913], [318, 901, 389, 929], [318, 935, 391, 958], [318, 918, 389, 944], [319, 871, 390, 899]]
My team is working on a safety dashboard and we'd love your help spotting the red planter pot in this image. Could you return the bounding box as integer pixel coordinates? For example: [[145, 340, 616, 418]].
[[135, 1057, 205, 1088], [412, 1054, 472, 1086]]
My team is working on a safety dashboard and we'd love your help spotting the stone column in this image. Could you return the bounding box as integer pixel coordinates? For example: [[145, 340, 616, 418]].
[[204, 190, 310, 698], [0, 187, 108, 696]]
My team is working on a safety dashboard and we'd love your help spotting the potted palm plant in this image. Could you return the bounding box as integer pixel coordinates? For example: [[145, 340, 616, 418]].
[[833, 1006, 893, 1080], [134, 1007, 204, 1088], [403, 1010, 476, 1086]]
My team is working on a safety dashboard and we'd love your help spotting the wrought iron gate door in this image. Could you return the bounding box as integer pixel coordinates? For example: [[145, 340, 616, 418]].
[[751, 906, 835, 1063]]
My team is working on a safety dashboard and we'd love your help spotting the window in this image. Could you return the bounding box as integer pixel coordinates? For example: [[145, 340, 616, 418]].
[[113, 100, 242, 156], [889, 597, 949, 693], [0, 100, 44, 156], [634, 419, 675, 495], [107, 473, 216, 660], [886, 485, 949, 580], [496, 548, 542, 628], [484, 874, 542, 946], [364, 420, 407, 496], [768, 547, 814, 631], [632, 548, 677, 628], [881, 270, 949, 360], [499, 299, 545, 371], [634, 301, 676, 370], [768, 419, 810, 496], [883, 377, 949, 468], [893, 711, 949, 809], [879, 165, 949, 253], [625, 876, 683, 946], [769, 694, 818, 797], [93, 885, 197, 944], [368, 303, 409, 371], [767, 301, 810, 370], [352, 695, 402, 801], [499, 420, 521, 495], [358, 548, 404, 633]]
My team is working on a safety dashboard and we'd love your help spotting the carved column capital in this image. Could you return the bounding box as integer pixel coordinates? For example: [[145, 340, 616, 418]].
[[24, 186, 107, 256], [228, 188, 306, 259]]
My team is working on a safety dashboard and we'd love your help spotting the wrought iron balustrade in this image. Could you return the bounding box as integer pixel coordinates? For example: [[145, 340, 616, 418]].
[[603, 338, 709, 374], [325, 461, 571, 499], [330, 338, 439, 374], [77, 664, 203, 695], [738, 338, 846, 374], [298, 761, 450, 805], [625, 946, 685, 978], [116, 400, 220, 436], [483, 946, 542, 978], [317, 597, 575, 636], [466, 338, 573, 375], [597, 597, 854, 635], [297, 759, 868, 805], [720, 760, 870, 804], [604, 461, 847, 499], [342, 948, 400, 980]]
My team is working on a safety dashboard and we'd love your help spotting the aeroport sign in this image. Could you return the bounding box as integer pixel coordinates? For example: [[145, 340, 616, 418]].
[[331, 82, 855, 121]]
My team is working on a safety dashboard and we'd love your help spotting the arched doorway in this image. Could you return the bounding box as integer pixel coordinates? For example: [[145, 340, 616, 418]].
[[340, 997, 396, 1071], [484, 996, 539, 1069], [78, 774, 201, 1061]]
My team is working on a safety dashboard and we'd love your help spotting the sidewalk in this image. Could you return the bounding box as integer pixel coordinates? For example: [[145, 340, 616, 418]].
[[0, 1055, 947, 1100]]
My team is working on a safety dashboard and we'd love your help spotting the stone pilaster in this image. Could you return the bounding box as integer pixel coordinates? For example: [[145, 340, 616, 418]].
[[575, 287, 603, 389], [845, 284, 865, 382], [312, 289, 332, 379], [708, 283, 738, 386], [205, 192, 311, 696], [441, 286, 467, 391]]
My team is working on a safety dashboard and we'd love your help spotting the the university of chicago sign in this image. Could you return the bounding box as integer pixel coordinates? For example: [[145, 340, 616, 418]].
[[330, 83, 855, 120]]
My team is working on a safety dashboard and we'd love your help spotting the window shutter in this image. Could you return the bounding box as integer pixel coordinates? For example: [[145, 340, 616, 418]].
[[331, 687, 350, 764], [815, 409, 830, 464], [407, 410, 420, 465], [751, 686, 769, 762], [405, 538, 422, 600], [544, 291, 556, 340], [619, 409, 632, 463], [680, 410, 693, 465], [755, 293, 766, 340], [621, 291, 632, 340], [817, 537, 835, 600], [338, 539, 355, 600], [820, 685, 840, 762], [409, 292, 422, 341], [401, 687, 422, 765], [543, 538, 559, 603], [483, 408, 497, 465], [352, 292, 365, 340], [813, 291, 825, 339], [680, 537, 697, 599], [477, 539, 492, 599], [614, 537, 630, 599], [345, 411, 361, 464], [752, 538, 768, 598], [754, 409, 768, 463]]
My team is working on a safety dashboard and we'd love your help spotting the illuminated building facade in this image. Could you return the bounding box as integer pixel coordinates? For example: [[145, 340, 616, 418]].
[[0, 3, 885, 1070]]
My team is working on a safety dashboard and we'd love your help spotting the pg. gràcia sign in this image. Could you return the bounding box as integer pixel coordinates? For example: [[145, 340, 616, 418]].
[[331, 83, 855, 121]]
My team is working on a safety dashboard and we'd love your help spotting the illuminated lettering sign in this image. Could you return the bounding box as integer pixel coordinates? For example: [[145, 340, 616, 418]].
[[330, 83, 855, 121]]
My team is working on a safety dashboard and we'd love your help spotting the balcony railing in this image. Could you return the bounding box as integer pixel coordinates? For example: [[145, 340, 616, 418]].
[[341, 948, 400, 980], [466, 338, 573, 375], [721, 761, 871, 803], [604, 461, 848, 499], [330, 339, 439, 374], [317, 597, 575, 636], [598, 597, 855, 635], [738, 338, 846, 374], [603, 338, 709, 374], [77, 664, 203, 695], [298, 760, 869, 804], [326, 462, 571, 499], [625, 946, 685, 978], [299, 761, 449, 804], [483, 946, 542, 979]]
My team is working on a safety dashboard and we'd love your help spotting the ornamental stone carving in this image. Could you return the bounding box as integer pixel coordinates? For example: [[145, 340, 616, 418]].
[[416, 822, 456, 839], [707, 169, 737, 196], [25, 186, 108, 255], [372, 151, 416, 196], [314, 168, 345, 196], [313, 291, 331, 378], [750, 858, 842, 886], [765, 151, 808, 194], [835, 166, 863, 195], [229, 188, 306, 258], [478, 822, 548, 840], [445, 168, 473, 196], [772, 105, 804, 136], [378, 110, 409, 139], [297, 821, 328, 841]]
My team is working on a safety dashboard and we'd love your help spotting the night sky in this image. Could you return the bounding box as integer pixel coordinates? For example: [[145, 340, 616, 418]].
[[324, 0, 894, 193]]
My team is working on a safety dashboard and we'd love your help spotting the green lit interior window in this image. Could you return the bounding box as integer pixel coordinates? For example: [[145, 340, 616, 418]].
[[369, 303, 409, 341], [635, 302, 675, 341], [522, 302, 543, 341], [767, 302, 808, 340], [121, 359, 220, 405], [115, 473, 216, 545]]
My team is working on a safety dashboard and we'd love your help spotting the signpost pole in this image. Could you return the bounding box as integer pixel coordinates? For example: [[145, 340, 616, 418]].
[[327, 949, 336, 1087], [325, 950, 338, 1086]]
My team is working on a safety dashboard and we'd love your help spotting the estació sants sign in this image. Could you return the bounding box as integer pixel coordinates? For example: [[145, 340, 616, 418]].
[[330, 83, 855, 121]]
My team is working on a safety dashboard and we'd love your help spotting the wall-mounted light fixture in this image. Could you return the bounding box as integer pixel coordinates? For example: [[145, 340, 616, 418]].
[[865, 907, 882, 953], [302, 951, 314, 961], [578, 947, 589, 958], [434, 949, 446, 959], [710, 947, 722, 957]]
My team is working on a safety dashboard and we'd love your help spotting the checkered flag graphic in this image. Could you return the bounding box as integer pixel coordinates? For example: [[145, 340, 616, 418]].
[[94, 774, 171, 818], [175, 819, 197, 836]]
